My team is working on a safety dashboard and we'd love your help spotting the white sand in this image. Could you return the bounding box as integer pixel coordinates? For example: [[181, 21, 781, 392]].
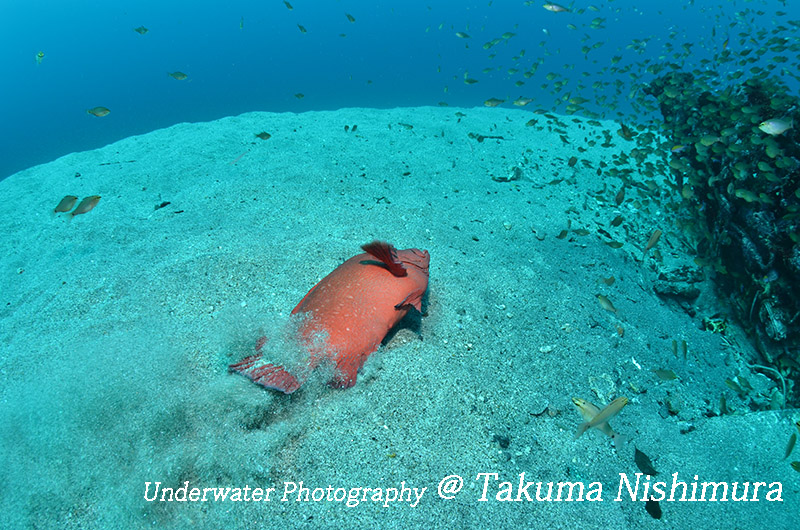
[[0, 107, 796, 529]]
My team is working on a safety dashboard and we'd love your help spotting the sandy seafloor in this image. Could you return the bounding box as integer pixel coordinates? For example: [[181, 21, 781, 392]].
[[0, 107, 797, 529]]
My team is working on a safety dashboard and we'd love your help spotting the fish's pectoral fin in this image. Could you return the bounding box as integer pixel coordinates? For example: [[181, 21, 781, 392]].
[[395, 287, 426, 312], [329, 365, 358, 389], [229, 354, 302, 394], [361, 240, 407, 277]]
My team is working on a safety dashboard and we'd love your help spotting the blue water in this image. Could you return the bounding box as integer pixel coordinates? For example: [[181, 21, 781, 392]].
[[1, 0, 795, 180]]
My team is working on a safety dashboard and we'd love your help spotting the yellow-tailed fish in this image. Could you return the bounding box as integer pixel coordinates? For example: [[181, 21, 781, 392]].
[[597, 294, 617, 313], [54, 195, 78, 213], [86, 106, 110, 117], [69, 196, 101, 218], [642, 229, 662, 259], [785, 433, 796, 460], [573, 396, 628, 449]]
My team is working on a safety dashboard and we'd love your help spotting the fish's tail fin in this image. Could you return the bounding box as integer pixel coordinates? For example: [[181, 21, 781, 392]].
[[229, 354, 302, 394], [575, 422, 590, 440]]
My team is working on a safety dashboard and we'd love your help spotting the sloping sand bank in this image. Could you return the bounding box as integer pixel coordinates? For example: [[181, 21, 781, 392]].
[[1, 107, 795, 529]]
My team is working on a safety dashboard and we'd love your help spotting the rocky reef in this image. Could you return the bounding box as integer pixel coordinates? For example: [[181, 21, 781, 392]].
[[645, 71, 800, 377]]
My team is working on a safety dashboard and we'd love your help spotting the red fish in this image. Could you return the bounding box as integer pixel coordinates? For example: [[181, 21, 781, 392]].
[[229, 241, 430, 393]]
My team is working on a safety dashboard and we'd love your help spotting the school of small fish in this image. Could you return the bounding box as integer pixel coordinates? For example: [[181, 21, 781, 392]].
[[50, 0, 794, 132]]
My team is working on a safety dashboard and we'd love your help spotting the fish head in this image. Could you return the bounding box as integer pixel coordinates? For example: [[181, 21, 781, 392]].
[[393, 248, 430, 312], [358, 242, 430, 310], [572, 397, 600, 420]]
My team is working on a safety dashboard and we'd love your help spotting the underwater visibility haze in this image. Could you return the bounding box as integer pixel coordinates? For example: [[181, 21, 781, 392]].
[[6, 0, 798, 180]]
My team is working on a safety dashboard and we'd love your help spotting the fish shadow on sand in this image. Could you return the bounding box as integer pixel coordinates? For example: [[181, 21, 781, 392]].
[[381, 291, 428, 346]]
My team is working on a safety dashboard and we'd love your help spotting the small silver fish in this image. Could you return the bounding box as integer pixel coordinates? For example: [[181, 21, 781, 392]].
[[759, 118, 793, 136], [543, 3, 569, 12]]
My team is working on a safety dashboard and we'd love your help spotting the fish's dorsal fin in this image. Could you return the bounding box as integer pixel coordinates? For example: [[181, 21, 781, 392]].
[[361, 241, 407, 277]]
